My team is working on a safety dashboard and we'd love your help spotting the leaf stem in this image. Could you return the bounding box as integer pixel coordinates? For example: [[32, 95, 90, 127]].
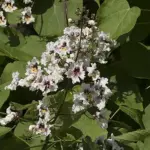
[[51, 90, 68, 124], [63, 0, 69, 27], [110, 108, 120, 120]]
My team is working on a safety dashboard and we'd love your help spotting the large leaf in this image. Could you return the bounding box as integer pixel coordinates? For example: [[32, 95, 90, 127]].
[[34, 0, 82, 36], [114, 129, 150, 142], [73, 113, 107, 140], [109, 68, 143, 111], [0, 135, 30, 150], [14, 121, 45, 150], [144, 136, 150, 150], [0, 126, 11, 137], [6, 9, 22, 24], [0, 41, 32, 61], [19, 36, 46, 58], [0, 61, 26, 108], [1, 61, 26, 84], [142, 104, 150, 129], [97, 0, 141, 39], [120, 106, 143, 127], [120, 42, 150, 79], [0, 83, 10, 109]]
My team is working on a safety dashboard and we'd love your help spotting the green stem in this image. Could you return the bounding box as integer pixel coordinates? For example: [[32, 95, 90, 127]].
[[51, 90, 68, 124], [110, 108, 120, 120]]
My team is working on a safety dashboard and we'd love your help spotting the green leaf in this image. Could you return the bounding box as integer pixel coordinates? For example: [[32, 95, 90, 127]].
[[0, 61, 26, 108], [0, 28, 9, 43], [73, 113, 107, 140], [0, 126, 11, 137], [97, 0, 141, 39], [0, 41, 32, 61], [10, 101, 38, 111], [144, 136, 150, 150], [142, 104, 150, 129], [110, 71, 143, 111], [114, 129, 150, 142], [19, 36, 46, 58], [120, 42, 150, 79], [82, 136, 99, 150], [14, 121, 45, 150], [120, 106, 143, 127], [0, 135, 30, 150], [137, 141, 144, 150], [95, 0, 100, 7], [1, 61, 26, 84], [6, 9, 22, 24], [34, 0, 82, 36], [0, 84, 10, 109]]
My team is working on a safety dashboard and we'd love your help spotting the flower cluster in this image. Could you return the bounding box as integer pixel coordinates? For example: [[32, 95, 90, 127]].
[[72, 78, 112, 114], [0, 0, 34, 27], [5, 19, 116, 135], [0, 106, 18, 126], [29, 101, 53, 136], [6, 20, 115, 95]]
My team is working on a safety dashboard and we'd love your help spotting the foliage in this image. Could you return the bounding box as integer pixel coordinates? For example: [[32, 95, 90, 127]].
[[0, 0, 150, 150]]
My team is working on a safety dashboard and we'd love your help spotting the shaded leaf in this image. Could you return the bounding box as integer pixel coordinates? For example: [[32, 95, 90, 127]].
[[0, 126, 11, 137], [120, 106, 143, 127], [120, 42, 150, 79], [114, 129, 150, 142]]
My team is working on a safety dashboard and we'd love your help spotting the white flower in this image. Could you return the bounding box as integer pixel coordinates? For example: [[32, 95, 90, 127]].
[[68, 18, 73, 23], [82, 27, 92, 38], [37, 101, 50, 122], [5, 72, 20, 90], [64, 26, 81, 37], [53, 36, 72, 55], [0, 106, 17, 126], [87, 63, 100, 81], [29, 125, 36, 131], [25, 57, 39, 77], [18, 78, 30, 87], [95, 99, 106, 111], [66, 61, 85, 84], [72, 92, 89, 113], [44, 63, 64, 83], [23, 0, 32, 4], [38, 75, 58, 95], [0, 11, 7, 27], [2, 0, 17, 12], [21, 7, 35, 24], [88, 20, 96, 26], [107, 134, 124, 150]]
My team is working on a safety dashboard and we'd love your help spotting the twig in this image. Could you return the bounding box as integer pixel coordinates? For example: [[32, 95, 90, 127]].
[[63, 0, 69, 27]]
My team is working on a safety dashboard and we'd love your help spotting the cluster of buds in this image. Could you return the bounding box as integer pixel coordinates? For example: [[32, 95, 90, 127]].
[[0, 0, 34, 27], [0, 106, 18, 126], [29, 101, 53, 136]]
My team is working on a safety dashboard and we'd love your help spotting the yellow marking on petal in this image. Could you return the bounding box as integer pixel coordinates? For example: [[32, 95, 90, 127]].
[[60, 47, 67, 51], [30, 67, 38, 73], [7, 4, 13, 9], [42, 109, 47, 113]]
